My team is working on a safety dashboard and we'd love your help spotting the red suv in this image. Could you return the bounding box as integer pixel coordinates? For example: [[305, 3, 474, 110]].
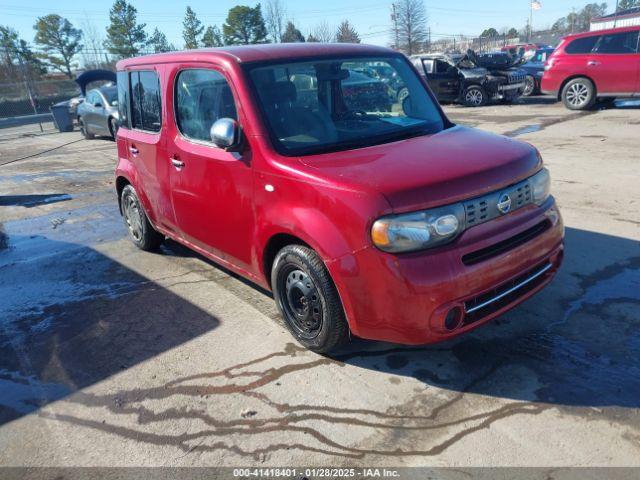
[[114, 44, 564, 353], [542, 26, 640, 110]]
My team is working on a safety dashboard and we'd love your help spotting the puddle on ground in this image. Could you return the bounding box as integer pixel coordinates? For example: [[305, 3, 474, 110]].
[[548, 266, 640, 331], [0, 193, 72, 208], [0, 369, 69, 414], [505, 124, 542, 137]]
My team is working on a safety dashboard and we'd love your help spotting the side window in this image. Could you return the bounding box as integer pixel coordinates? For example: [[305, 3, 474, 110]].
[[422, 59, 434, 74], [117, 71, 129, 127], [565, 36, 600, 54], [86, 91, 97, 105], [594, 31, 639, 54], [434, 59, 451, 74], [175, 69, 238, 143], [131, 70, 162, 133]]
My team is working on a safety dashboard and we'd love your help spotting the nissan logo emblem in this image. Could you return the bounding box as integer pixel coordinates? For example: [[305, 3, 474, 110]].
[[497, 193, 512, 214]]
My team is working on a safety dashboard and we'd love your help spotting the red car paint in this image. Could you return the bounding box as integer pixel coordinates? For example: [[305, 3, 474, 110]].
[[541, 25, 640, 98], [115, 43, 564, 345]]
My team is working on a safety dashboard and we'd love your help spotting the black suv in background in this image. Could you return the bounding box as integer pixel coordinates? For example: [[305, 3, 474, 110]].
[[411, 51, 527, 106]]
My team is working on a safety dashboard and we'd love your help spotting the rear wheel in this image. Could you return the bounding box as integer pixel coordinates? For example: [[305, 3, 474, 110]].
[[79, 117, 94, 139], [271, 245, 349, 354], [523, 75, 536, 96], [120, 185, 163, 251], [462, 85, 487, 107], [562, 78, 596, 111]]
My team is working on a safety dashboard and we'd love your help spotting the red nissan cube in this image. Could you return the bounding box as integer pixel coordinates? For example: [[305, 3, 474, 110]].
[[114, 44, 564, 353], [541, 26, 640, 110]]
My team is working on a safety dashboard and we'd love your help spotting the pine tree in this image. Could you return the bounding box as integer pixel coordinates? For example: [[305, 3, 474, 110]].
[[223, 5, 268, 45], [335, 21, 360, 43], [183, 6, 204, 49], [281, 21, 305, 43], [202, 25, 224, 47], [148, 27, 174, 53], [33, 14, 83, 78], [104, 0, 147, 58]]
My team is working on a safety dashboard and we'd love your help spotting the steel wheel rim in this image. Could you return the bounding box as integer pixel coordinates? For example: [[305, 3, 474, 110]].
[[123, 195, 143, 241], [278, 267, 323, 339], [466, 89, 483, 106], [567, 83, 589, 107], [524, 77, 534, 96]]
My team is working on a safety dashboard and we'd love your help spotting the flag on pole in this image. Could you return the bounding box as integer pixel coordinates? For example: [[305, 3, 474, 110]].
[[532, 0, 542, 10]]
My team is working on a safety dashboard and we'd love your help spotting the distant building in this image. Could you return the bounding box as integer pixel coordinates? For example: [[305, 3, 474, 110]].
[[590, 7, 640, 31]]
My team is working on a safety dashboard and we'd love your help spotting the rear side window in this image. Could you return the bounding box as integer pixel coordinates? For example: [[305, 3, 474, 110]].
[[130, 70, 162, 132], [175, 69, 238, 143], [116, 71, 129, 127], [594, 31, 639, 54], [565, 36, 600, 54]]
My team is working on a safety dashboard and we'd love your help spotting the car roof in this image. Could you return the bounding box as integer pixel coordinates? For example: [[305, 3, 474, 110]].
[[561, 25, 640, 41], [117, 43, 395, 69]]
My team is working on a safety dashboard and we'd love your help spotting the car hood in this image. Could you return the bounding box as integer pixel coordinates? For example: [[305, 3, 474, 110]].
[[299, 125, 541, 213]]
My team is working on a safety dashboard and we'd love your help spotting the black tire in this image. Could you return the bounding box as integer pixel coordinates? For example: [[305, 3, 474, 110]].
[[79, 117, 94, 139], [462, 85, 487, 107], [397, 87, 409, 104], [120, 185, 163, 251], [561, 77, 596, 111], [271, 245, 349, 354], [523, 75, 536, 97], [109, 117, 119, 140]]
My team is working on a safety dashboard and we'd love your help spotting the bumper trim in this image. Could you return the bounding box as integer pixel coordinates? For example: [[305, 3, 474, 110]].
[[464, 262, 553, 314]]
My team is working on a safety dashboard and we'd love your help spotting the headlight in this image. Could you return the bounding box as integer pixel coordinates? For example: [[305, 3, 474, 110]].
[[371, 203, 465, 253], [529, 168, 550, 205]]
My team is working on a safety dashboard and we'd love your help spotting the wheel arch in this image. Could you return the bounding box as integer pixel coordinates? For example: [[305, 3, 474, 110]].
[[262, 233, 312, 289], [115, 175, 131, 214], [557, 74, 596, 100]]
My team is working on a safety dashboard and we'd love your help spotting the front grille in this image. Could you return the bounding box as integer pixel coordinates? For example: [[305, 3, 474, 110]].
[[462, 219, 551, 266], [464, 178, 533, 228], [508, 72, 526, 84], [463, 262, 552, 325]]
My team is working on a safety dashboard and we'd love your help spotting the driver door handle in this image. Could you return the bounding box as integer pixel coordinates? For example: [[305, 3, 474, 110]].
[[171, 157, 185, 169], [129, 146, 139, 155], [587, 60, 600, 66]]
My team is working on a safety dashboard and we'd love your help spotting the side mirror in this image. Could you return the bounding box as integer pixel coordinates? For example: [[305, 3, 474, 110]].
[[94, 102, 103, 108], [210, 118, 241, 151]]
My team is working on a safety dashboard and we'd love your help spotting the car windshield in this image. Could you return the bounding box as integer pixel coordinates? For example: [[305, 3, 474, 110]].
[[246, 55, 445, 156]]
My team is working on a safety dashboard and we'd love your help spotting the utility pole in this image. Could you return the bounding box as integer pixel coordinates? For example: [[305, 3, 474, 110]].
[[391, 3, 399, 51], [529, 0, 533, 42]]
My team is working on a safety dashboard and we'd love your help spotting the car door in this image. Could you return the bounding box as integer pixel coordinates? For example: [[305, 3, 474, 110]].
[[432, 59, 461, 101], [587, 30, 640, 94], [125, 69, 177, 233], [167, 65, 254, 272], [93, 91, 110, 134], [83, 91, 99, 130]]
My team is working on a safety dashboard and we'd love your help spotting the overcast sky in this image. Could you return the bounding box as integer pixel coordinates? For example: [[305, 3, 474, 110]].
[[2, 0, 616, 51]]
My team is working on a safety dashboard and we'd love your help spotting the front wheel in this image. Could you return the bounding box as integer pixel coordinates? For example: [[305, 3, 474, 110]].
[[523, 75, 536, 96], [271, 245, 349, 354], [120, 185, 163, 251], [462, 85, 487, 107], [562, 78, 596, 110]]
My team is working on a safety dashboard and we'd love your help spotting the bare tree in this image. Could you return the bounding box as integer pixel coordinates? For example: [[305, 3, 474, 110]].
[[394, 0, 428, 55], [310, 21, 335, 43], [265, 0, 286, 43], [80, 15, 107, 69]]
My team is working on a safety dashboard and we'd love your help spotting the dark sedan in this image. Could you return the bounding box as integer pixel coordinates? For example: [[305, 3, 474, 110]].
[[521, 48, 554, 96]]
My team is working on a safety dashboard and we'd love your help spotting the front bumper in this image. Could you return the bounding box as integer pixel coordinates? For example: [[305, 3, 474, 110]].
[[328, 198, 564, 345]]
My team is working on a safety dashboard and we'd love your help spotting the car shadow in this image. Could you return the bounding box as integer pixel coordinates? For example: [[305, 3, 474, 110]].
[[0, 194, 73, 208], [332, 226, 640, 410], [0, 228, 221, 426]]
